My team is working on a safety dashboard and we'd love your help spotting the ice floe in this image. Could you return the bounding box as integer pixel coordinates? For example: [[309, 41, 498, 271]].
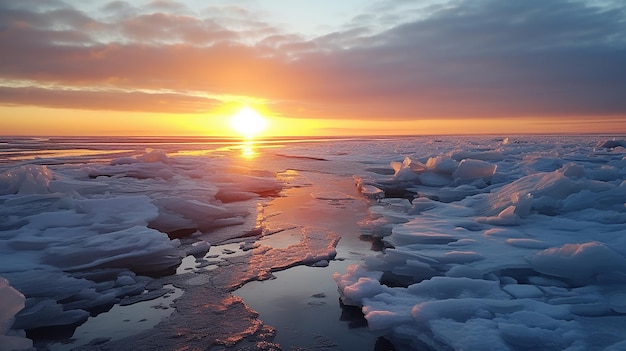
[[335, 135, 626, 350], [0, 147, 282, 337]]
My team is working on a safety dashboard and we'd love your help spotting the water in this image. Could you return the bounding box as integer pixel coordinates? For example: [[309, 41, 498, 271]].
[[234, 164, 385, 350], [46, 286, 184, 351]]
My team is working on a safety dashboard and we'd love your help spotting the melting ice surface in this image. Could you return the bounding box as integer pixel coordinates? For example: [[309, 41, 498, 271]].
[[1, 135, 626, 351], [0, 137, 286, 349]]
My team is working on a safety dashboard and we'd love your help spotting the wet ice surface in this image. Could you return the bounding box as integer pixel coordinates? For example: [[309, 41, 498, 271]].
[[235, 164, 385, 350], [0, 137, 381, 350], [45, 285, 183, 351], [2, 135, 626, 351]]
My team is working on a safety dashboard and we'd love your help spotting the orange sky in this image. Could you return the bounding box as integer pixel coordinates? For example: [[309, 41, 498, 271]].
[[1, 1, 625, 137], [3, 107, 623, 137]]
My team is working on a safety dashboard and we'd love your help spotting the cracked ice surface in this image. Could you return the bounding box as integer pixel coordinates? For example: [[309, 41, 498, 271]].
[[212, 227, 340, 290]]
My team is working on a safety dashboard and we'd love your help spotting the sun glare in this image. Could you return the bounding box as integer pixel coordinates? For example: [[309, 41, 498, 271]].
[[230, 107, 268, 138]]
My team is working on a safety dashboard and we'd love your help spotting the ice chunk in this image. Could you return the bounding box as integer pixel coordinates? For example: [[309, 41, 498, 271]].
[[506, 238, 550, 249], [596, 139, 626, 149], [429, 318, 509, 351], [137, 149, 171, 163], [497, 321, 577, 350], [356, 179, 384, 199], [451, 150, 503, 161], [4, 269, 145, 330], [411, 299, 498, 324], [344, 277, 384, 304], [74, 195, 159, 229], [407, 277, 509, 300], [333, 265, 384, 306], [0, 165, 53, 195], [363, 308, 413, 332], [13, 298, 89, 330], [185, 240, 211, 258], [561, 163, 586, 178], [452, 159, 497, 179], [445, 265, 484, 279], [42, 226, 183, 274], [150, 196, 241, 233], [391, 156, 425, 181], [529, 242, 626, 284], [386, 229, 456, 246], [0, 277, 33, 351], [417, 172, 452, 186], [408, 197, 437, 214], [485, 166, 615, 216], [115, 275, 136, 287], [397, 156, 426, 173], [435, 250, 485, 264], [483, 228, 526, 238], [561, 187, 626, 214], [478, 205, 520, 225], [426, 155, 457, 174]]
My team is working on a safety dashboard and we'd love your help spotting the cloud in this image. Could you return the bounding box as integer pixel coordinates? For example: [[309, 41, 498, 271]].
[[0, 0, 624, 120], [277, 0, 626, 116], [118, 12, 239, 44], [0, 86, 222, 113]]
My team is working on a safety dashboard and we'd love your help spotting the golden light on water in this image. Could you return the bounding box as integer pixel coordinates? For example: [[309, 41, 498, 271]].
[[240, 140, 257, 159]]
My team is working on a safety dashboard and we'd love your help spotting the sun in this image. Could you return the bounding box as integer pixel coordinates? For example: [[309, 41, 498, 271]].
[[230, 107, 268, 138]]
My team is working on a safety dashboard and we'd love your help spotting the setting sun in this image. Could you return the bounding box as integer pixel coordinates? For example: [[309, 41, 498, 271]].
[[230, 107, 268, 138]]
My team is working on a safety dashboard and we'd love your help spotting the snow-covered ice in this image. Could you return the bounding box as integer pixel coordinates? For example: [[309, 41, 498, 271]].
[[334, 136, 626, 350]]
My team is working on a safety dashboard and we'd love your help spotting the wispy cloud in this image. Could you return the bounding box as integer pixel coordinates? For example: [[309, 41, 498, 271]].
[[0, 86, 222, 113]]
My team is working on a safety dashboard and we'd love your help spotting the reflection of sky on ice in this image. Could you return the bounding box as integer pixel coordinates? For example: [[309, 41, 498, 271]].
[[45, 285, 183, 351], [1, 135, 626, 350]]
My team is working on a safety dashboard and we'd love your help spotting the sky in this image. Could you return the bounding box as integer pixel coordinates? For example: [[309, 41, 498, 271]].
[[0, 0, 625, 137]]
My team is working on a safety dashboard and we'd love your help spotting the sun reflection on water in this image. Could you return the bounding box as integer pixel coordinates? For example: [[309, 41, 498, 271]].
[[240, 140, 257, 159]]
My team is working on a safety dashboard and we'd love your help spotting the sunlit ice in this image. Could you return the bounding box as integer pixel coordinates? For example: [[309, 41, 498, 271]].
[[230, 107, 268, 139]]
